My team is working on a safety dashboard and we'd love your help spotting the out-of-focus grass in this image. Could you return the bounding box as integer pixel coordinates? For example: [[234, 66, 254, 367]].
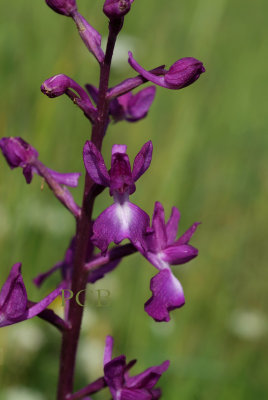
[[0, 0, 268, 399]]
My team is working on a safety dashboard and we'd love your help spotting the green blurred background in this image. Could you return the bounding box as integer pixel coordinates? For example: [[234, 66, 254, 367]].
[[0, 0, 267, 399]]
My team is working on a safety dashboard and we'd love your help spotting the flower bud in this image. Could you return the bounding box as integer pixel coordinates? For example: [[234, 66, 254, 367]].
[[103, 0, 134, 20], [164, 57, 205, 89], [41, 74, 70, 98], [128, 52, 205, 90], [45, 0, 77, 16], [0, 137, 38, 169]]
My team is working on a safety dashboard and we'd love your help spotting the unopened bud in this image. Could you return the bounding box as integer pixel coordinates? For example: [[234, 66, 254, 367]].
[[45, 0, 77, 17], [164, 57, 205, 89], [41, 74, 70, 98], [103, 0, 134, 20]]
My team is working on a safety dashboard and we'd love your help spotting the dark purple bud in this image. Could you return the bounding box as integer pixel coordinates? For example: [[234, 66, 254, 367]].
[[72, 12, 104, 63], [164, 57, 206, 89], [103, 0, 134, 20], [128, 52, 205, 90], [0, 137, 38, 169], [41, 74, 70, 98], [45, 0, 77, 17]]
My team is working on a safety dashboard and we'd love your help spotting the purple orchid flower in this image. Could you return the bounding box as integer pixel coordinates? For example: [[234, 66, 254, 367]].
[[103, 0, 135, 20], [83, 141, 152, 253], [86, 84, 156, 123], [45, 0, 77, 16], [104, 335, 169, 399], [0, 136, 80, 186], [140, 202, 200, 322], [128, 52, 205, 90], [0, 263, 62, 328]]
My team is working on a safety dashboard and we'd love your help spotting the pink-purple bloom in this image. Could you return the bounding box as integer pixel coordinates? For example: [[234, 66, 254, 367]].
[[129, 52, 205, 90], [141, 202, 199, 322], [104, 335, 169, 399], [83, 141, 152, 253], [0, 263, 62, 328], [0, 136, 80, 186]]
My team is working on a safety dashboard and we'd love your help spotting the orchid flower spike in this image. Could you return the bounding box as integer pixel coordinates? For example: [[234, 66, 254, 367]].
[[129, 52, 205, 90], [103, 335, 169, 399], [0, 263, 62, 328], [141, 202, 200, 322], [83, 141, 153, 252], [0, 136, 80, 186]]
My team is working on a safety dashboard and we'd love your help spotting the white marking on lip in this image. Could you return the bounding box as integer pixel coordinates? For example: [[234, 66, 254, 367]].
[[0, 313, 6, 324], [115, 202, 132, 231]]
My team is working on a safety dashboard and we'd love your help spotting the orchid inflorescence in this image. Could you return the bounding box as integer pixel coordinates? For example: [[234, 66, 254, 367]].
[[0, 0, 205, 398]]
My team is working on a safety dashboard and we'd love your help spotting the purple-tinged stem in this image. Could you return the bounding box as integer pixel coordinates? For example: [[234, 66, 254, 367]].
[[57, 18, 121, 400], [67, 377, 107, 400], [85, 243, 137, 271], [107, 65, 166, 100], [33, 159, 81, 218], [91, 19, 123, 149]]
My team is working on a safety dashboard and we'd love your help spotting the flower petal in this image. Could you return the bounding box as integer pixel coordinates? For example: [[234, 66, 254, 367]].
[[132, 141, 153, 182], [119, 388, 152, 400], [175, 222, 200, 245], [85, 84, 99, 105], [144, 269, 185, 322], [33, 261, 64, 288], [104, 355, 126, 393], [92, 201, 149, 253], [46, 169, 81, 187], [126, 360, 170, 390], [104, 335, 114, 365], [88, 258, 121, 283], [165, 207, 180, 245], [0, 263, 27, 321], [146, 202, 167, 252], [110, 148, 134, 194], [83, 141, 110, 186], [26, 286, 62, 319], [162, 244, 198, 265], [126, 86, 156, 122]]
